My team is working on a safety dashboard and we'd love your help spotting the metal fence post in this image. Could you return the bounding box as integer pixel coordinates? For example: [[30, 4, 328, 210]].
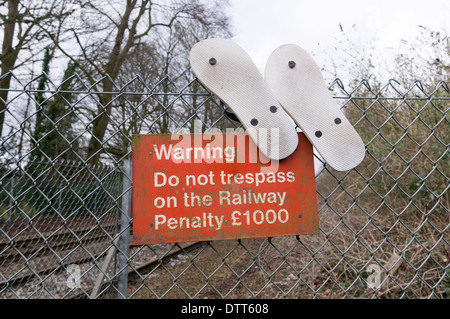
[[117, 158, 132, 299]]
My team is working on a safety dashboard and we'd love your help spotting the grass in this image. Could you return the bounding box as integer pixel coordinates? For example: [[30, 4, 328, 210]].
[[247, 81, 449, 299]]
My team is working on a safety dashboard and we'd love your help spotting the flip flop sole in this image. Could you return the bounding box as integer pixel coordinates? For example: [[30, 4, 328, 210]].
[[265, 44, 365, 171], [189, 38, 298, 160]]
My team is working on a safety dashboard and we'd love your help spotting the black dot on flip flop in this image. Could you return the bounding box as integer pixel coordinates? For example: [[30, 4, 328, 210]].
[[315, 130, 322, 138], [288, 60, 296, 68], [335, 118, 342, 124], [250, 118, 258, 126], [209, 58, 217, 65], [270, 105, 277, 113]]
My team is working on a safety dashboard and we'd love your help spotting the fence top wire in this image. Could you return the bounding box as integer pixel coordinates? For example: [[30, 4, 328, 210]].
[[0, 70, 449, 96]]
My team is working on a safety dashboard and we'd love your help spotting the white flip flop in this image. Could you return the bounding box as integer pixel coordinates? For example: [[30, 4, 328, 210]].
[[265, 44, 365, 171], [189, 38, 298, 160]]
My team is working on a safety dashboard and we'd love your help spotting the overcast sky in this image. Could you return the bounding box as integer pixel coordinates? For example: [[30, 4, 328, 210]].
[[226, 0, 450, 80]]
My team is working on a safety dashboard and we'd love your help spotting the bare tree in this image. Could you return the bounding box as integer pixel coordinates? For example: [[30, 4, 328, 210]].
[[321, 25, 449, 89], [102, 0, 232, 161], [42, 0, 231, 164], [0, 0, 74, 137]]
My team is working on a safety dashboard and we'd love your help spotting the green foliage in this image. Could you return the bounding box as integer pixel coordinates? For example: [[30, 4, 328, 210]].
[[0, 204, 8, 220], [0, 162, 121, 218], [30, 46, 80, 161]]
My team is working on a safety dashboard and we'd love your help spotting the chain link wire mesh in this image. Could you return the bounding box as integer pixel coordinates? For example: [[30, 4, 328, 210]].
[[0, 71, 448, 299]]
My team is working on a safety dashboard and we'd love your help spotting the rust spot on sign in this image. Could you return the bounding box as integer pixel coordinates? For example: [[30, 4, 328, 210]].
[[132, 132, 319, 245]]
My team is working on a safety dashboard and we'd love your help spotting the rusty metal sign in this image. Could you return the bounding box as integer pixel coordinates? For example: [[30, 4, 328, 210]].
[[132, 132, 319, 245]]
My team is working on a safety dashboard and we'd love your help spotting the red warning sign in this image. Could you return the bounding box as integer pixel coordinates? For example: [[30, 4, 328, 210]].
[[132, 132, 318, 245]]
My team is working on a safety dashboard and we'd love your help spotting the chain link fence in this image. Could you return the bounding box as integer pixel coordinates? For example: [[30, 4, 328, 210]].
[[0, 71, 448, 299]]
